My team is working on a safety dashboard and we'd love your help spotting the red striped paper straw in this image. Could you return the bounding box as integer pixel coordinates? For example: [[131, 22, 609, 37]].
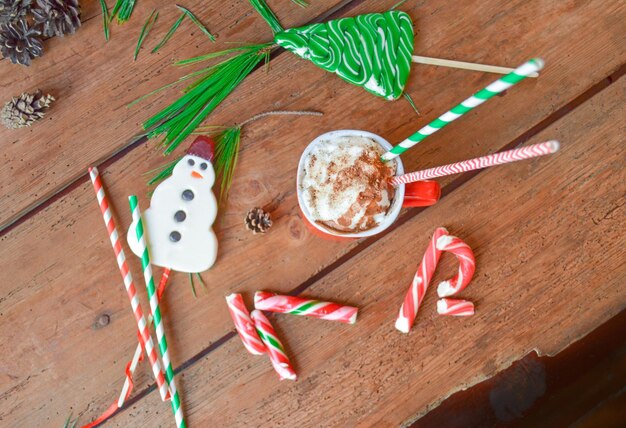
[[117, 268, 172, 406], [390, 141, 559, 186], [88, 167, 171, 402]]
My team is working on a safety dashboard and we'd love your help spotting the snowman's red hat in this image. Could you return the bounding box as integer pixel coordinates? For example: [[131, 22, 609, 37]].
[[187, 136, 215, 162]]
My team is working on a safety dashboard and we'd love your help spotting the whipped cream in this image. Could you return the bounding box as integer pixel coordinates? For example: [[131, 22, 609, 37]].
[[300, 135, 396, 233]]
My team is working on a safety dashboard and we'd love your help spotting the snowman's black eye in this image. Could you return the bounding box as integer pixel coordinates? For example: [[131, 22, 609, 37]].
[[200, 162, 208, 170], [188, 159, 195, 166]]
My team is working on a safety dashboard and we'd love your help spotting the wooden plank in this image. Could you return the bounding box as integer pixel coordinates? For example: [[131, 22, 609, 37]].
[[1, 0, 624, 425], [110, 74, 626, 427], [0, 0, 351, 228]]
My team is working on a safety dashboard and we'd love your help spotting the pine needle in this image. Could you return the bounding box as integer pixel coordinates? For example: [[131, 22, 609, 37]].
[[291, 0, 308, 7], [135, 9, 159, 61], [195, 272, 207, 291], [176, 5, 215, 42], [189, 273, 197, 298], [152, 13, 185, 53], [146, 157, 181, 185], [142, 43, 273, 154], [249, 0, 284, 34], [212, 126, 242, 200], [403, 92, 420, 115], [111, 0, 136, 24], [174, 44, 271, 67], [63, 413, 78, 428], [390, 0, 408, 10], [99, 0, 110, 41]]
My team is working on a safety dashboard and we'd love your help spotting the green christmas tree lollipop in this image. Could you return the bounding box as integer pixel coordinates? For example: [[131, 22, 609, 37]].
[[274, 11, 414, 100]]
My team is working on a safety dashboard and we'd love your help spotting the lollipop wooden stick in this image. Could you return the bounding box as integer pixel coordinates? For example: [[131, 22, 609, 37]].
[[412, 56, 539, 77]]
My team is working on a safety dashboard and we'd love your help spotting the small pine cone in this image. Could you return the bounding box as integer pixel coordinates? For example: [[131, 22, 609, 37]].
[[0, 18, 43, 66], [0, 0, 31, 25], [32, 0, 81, 37], [245, 207, 272, 234], [1, 90, 54, 129]]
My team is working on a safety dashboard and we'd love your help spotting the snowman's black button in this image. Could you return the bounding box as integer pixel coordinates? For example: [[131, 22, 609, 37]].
[[169, 231, 181, 242], [182, 190, 194, 201], [174, 210, 186, 222]]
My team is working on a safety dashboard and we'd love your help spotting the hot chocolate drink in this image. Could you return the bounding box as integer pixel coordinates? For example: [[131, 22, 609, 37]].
[[300, 135, 396, 233]]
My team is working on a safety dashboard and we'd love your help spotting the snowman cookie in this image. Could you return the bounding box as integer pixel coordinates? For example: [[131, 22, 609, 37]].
[[127, 137, 218, 273]]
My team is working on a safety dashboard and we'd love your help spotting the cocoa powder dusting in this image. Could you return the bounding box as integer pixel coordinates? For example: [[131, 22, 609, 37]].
[[322, 150, 395, 233]]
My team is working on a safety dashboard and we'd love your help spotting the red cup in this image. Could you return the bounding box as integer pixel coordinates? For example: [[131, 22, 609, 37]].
[[297, 130, 440, 240]]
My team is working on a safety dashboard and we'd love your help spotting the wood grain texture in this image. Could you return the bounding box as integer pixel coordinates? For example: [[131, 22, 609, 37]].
[[110, 74, 626, 428], [0, 0, 624, 426], [0, 0, 352, 228]]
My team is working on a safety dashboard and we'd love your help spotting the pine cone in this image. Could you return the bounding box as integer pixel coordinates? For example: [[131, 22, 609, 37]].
[[0, 18, 42, 65], [32, 0, 80, 37], [1, 90, 54, 129], [245, 207, 272, 234], [0, 0, 31, 25]]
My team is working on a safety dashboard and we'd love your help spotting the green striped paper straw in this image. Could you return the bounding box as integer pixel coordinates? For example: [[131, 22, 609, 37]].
[[381, 58, 544, 161], [129, 196, 186, 428]]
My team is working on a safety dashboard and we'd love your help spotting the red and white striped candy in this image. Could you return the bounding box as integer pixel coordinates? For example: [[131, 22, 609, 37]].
[[435, 235, 476, 297], [395, 227, 449, 333], [251, 310, 297, 381], [254, 291, 358, 324], [88, 167, 170, 402], [390, 141, 560, 186], [437, 298, 475, 316], [226, 294, 266, 355]]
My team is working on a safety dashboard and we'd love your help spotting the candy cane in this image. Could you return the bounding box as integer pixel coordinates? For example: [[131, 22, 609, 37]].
[[395, 227, 449, 333], [254, 291, 358, 324], [435, 235, 476, 297], [437, 298, 475, 316], [226, 294, 266, 355], [251, 310, 297, 381]]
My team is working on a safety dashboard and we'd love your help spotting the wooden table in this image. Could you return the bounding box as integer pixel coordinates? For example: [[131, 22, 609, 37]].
[[1, 0, 624, 426]]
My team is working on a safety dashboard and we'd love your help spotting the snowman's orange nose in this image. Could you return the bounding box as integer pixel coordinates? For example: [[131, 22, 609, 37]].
[[191, 171, 204, 179]]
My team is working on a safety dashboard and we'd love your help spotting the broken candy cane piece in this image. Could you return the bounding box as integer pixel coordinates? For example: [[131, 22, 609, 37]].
[[437, 298, 475, 316], [435, 235, 476, 297], [251, 310, 297, 381], [226, 294, 266, 355]]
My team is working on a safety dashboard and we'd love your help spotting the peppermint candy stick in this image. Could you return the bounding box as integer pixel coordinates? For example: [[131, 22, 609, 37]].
[[226, 294, 266, 355], [395, 227, 449, 333], [436, 235, 476, 297], [254, 291, 358, 324], [251, 310, 297, 381], [437, 298, 475, 316], [390, 141, 560, 186]]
